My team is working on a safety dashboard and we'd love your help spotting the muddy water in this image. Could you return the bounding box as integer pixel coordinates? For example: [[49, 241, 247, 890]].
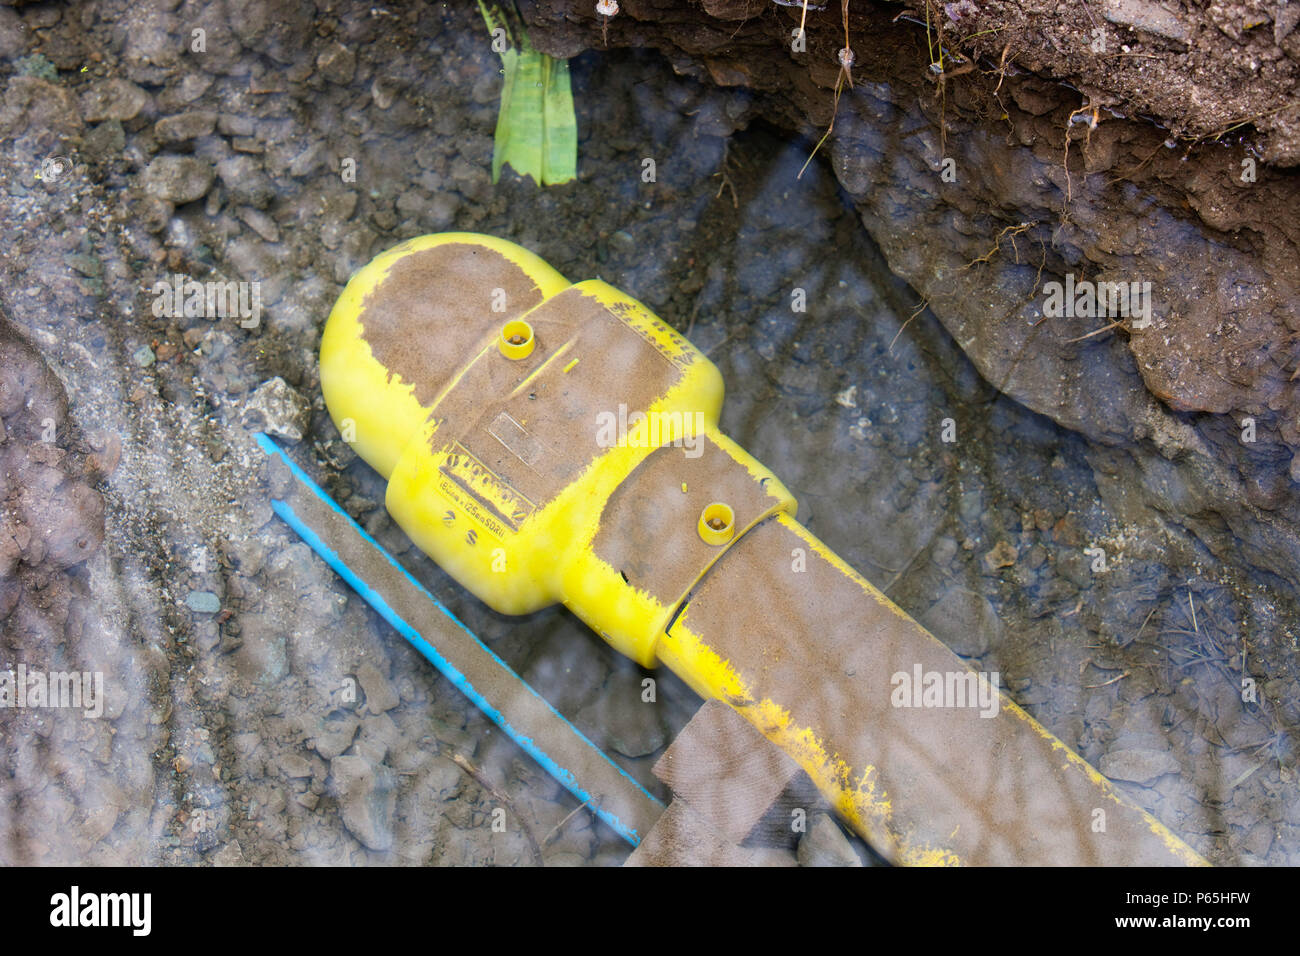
[[0, 1, 1294, 866]]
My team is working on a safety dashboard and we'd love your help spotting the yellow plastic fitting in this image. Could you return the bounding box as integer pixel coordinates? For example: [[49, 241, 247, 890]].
[[697, 503, 735, 545], [498, 318, 536, 360], [320, 233, 795, 667]]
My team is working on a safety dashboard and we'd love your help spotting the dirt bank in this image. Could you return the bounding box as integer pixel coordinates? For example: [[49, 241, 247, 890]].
[[525, 0, 1300, 607]]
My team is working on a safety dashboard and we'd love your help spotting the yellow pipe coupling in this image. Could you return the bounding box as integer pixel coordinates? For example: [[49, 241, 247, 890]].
[[320, 233, 795, 668]]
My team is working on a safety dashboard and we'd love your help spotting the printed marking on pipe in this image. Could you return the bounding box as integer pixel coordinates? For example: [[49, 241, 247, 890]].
[[438, 440, 536, 532]]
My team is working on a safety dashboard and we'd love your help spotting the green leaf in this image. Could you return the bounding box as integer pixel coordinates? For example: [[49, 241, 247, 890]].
[[478, 1, 577, 187]]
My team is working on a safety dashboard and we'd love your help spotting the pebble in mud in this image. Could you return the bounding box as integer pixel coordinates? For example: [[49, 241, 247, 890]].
[[0, 9, 22, 59], [316, 42, 357, 85], [208, 842, 246, 866], [153, 110, 217, 144], [356, 662, 400, 715], [576, 666, 668, 759], [140, 155, 214, 205], [309, 716, 360, 761], [216, 155, 275, 208], [797, 812, 862, 867], [231, 612, 289, 685], [79, 78, 149, 123], [82, 120, 126, 164], [237, 206, 281, 243], [241, 377, 311, 443], [918, 586, 1003, 658], [981, 540, 1018, 573], [1098, 748, 1182, 787], [185, 590, 221, 614], [329, 755, 396, 851], [2, 80, 81, 164]]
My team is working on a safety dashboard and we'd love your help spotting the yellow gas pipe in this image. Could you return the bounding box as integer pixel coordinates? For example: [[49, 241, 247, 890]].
[[320, 233, 1204, 866]]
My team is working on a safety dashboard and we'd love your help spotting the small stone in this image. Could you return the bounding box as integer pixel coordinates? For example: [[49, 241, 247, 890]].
[[80, 78, 149, 122], [330, 755, 395, 851], [185, 590, 221, 614], [154, 110, 218, 144], [1102, 0, 1190, 44], [356, 714, 402, 766], [395, 189, 425, 217], [209, 842, 246, 866], [84, 807, 121, 843], [82, 120, 126, 163], [277, 754, 313, 778], [141, 155, 214, 204], [424, 754, 463, 797], [169, 72, 214, 108], [15, 53, 58, 81], [133, 195, 173, 233], [288, 142, 322, 178], [1052, 515, 1084, 548], [371, 76, 397, 109], [216, 155, 274, 208], [316, 42, 357, 85], [241, 377, 311, 442], [310, 717, 359, 760], [944, 0, 980, 22], [797, 812, 862, 867], [64, 253, 101, 277], [0, 9, 23, 60], [1098, 748, 1181, 786], [982, 540, 1018, 572], [931, 535, 958, 566], [1, 76, 82, 140], [1277, 5, 1300, 43], [132, 345, 156, 367], [427, 192, 457, 229], [218, 113, 256, 137], [237, 206, 280, 242], [232, 613, 289, 685], [581, 688, 666, 759], [919, 586, 1002, 657], [356, 662, 400, 714]]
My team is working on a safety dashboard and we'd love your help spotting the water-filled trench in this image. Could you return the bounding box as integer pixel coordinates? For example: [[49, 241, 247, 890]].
[[0, 1, 1295, 866]]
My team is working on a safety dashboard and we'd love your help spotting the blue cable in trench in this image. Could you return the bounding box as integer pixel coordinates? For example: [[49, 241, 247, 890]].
[[253, 431, 662, 846]]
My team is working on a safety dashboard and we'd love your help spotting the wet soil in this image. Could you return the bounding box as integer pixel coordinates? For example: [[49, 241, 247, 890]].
[[532, 0, 1300, 161]]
